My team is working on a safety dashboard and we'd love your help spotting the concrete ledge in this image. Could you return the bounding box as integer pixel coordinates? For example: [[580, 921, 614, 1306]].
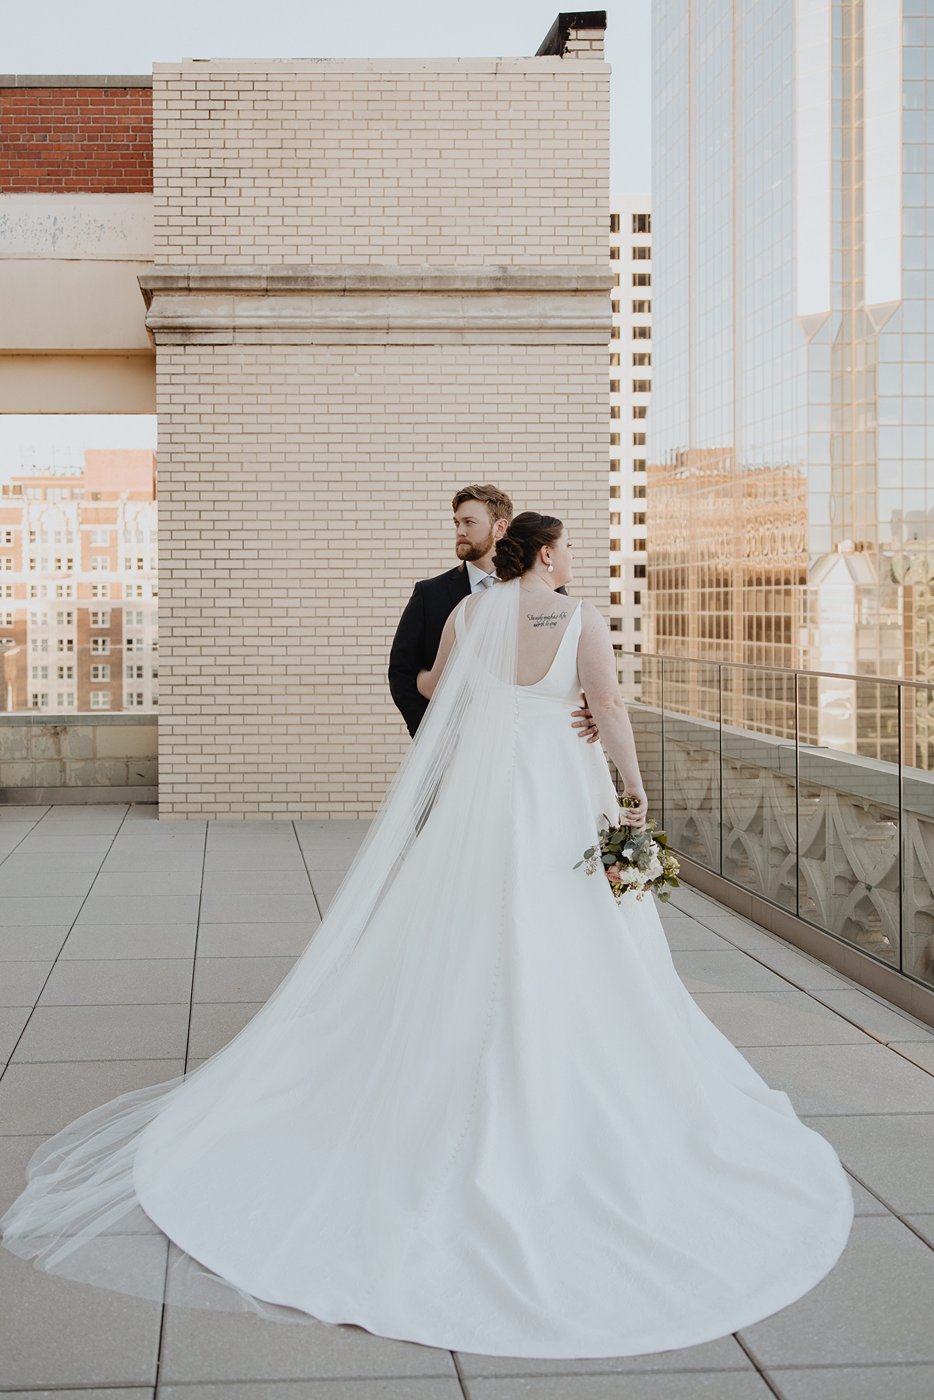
[[140, 264, 614, 345], [0, 784, 158, 804], [0, 74, 152, 87], [680, 855, 934, 1031]]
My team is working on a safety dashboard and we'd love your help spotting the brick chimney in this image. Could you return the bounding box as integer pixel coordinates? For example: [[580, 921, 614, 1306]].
[[536, 10, 607, 59]]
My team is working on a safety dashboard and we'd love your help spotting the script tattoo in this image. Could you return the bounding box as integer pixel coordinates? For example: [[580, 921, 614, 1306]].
[[527, 610, 567, 630]]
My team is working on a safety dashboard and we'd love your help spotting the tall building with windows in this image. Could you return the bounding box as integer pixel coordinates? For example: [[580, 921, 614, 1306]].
[[0, 450, 158, 714], [648, 0, 932, 765], [609, 197, 651, 678]]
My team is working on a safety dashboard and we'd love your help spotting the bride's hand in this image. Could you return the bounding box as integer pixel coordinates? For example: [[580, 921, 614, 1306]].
[[618, 787, 648, 832]]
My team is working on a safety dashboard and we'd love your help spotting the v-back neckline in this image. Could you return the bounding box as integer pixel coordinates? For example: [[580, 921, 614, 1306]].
[[516, 599, 582, 689]]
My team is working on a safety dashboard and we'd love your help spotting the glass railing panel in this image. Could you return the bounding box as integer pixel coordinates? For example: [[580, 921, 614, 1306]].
[[658, 656, 721, 870], [719, 663, 797, 912], [619, 650, 664, 827], [796, 674, 901, 968], [901, 682, 934, 989]]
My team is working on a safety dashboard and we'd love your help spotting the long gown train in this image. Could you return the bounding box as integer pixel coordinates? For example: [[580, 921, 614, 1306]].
[[1, 587, 854, 1358]]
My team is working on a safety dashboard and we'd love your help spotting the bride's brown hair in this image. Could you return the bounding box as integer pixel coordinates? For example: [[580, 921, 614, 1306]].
[[493, 511, 564, 582]]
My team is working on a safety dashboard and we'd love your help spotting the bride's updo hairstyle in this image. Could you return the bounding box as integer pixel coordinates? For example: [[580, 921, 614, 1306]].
[[493, 511, 564, 582]]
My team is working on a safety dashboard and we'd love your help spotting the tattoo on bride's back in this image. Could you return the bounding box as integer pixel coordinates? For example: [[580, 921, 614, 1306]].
[[527, 611, 567, 629]]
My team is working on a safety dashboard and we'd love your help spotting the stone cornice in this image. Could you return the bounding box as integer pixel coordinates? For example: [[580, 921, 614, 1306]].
[[139, 264, 613, 345]]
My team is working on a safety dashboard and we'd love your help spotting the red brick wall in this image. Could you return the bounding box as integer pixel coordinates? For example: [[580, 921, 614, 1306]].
[[0, 87, 152, 193]]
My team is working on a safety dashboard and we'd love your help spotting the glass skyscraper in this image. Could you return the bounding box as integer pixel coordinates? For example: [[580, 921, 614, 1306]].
[[648, 0, 933, 768]]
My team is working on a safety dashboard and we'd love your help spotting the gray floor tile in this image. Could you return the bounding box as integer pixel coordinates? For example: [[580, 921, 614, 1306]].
[[734, 945, 853, 992], [904, 1215, 934, 1247], [1, 849, 106, 871], [659, 920, 732, 951], [91, 871, 205, 897], [457, 1333, 753, 1376], [37, 958, 192, 1006], [0, 923, 69, 961], [0, 805, 47, 820], [0, 869, 97, 897], [802, 1113, 934, 1213], [0, 1005, 30, 1063], [13, 1002, 191, 1062], [196, 921, 317, 958], [192, 956, 296, 1003], [198, 892, 320, 923], [61, 922, 198, 960], [186, 1001, 265, 1059], [0, 1058, 184, 1133], [741, 1043, 934, 1115], [76, 894, 201, 925], [766, 1366, 934, 1400], [809, 989, 934, 1044], [13, 835, 116, 854], [2, 1391, 153, 1400], [738, 1216, 934, 1365], [0, 894, 85, 924], [203, 851, 312, 873], [692, 989, 875, 1047], [890, 1042, 934, 1073], [0, 961, 52, 1007], [847, 1174, 895, 1215], [100, 854, 206, 874], [0, 1133, 56, 1212], [200, 870, 315, 896], [671, 949, 796, 994], [463, 1375, 773, 1399], [158, 1385, 460, 1400], [0, 1236, 165, 1388], [159, 1293, 457, 1382]]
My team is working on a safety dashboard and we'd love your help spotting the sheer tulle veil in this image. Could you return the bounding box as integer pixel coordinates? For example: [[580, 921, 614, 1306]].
[[1, 577, 523, 1319]]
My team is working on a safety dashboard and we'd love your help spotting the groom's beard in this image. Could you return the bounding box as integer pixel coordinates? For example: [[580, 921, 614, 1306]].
[[456, 532, 495, 563]]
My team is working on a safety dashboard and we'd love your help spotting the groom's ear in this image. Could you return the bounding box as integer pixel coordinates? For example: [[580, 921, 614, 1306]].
[[493, 517, 509, 540]]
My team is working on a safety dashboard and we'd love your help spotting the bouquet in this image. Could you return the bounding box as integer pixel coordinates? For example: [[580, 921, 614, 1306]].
[[575, 796, 680, 903]]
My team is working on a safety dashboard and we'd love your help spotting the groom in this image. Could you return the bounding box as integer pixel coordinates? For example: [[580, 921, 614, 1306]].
[[389, 483, 598, 741]]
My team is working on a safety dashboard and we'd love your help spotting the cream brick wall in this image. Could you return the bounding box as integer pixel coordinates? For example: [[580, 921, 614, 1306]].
[[152, 58, 608, 266], [150, 43, 610, 819], [156, 342, 607, 818]]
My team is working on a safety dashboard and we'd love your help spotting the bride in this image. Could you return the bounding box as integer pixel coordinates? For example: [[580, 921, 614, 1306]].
[[1, 511, 853, 1359]]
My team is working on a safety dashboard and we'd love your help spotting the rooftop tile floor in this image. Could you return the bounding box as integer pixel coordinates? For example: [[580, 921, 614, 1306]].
[[0, 802, 932, 1399]]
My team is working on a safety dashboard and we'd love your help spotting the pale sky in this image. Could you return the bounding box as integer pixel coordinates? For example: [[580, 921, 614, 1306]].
[[1, 1, 650, 477]]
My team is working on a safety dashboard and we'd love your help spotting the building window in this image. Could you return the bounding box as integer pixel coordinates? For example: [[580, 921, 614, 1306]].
[[90, 583, 110, 599], [610, 405, 621, 419], [126, 692, 145, 707], [634, 485, 646, 499], [634, 539, 647, 550], [126, 663, 145, 680], [610, 592, 622, 606], [633, 352, 651, 366], [56, 665, 74, 681], [610, 213, 620, 233], [55, 611, 74, 626], [632, 300, 651, 314], [90, 610, 111, 627], [634, 564, 646, 578], [90, 664, 111, 681], [632, 380, 651, 393], [633, 405, 648, 418], [634, 459, 646, 471], [90, 691, 111, 709], [633, 432, 646, 445], [633, 326, 651, 340], [610, 353, 621, 366], [610, 433, 621, 446], [610, 379, 621, 393], [632, 246, 651, 261], [30, 691, 49, 708], [90, 638, 111, 655], [56, 637, 74, 653], [610, 245, 620, 260], [633, 512, 646, 526], [90, 556, 110, 572], [633, 213, 651, 233], [633, 272, 651, 287]]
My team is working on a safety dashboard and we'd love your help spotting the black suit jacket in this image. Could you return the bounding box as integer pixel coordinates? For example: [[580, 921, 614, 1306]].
[[388, 565, 568, 737]]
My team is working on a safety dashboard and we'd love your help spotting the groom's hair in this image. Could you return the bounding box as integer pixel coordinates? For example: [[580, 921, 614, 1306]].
[[451, 484, 514, 524]]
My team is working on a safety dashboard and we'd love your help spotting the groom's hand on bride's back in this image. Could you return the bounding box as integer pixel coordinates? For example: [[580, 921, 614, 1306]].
[[571, 696, 600, 743]]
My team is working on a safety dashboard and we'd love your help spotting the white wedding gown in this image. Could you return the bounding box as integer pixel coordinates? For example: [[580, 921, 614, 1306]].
[[3, 589, 854, 1358]]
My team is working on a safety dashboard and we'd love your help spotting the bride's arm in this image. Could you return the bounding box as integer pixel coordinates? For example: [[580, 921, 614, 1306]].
[[416, 608, 458, 700], [577, 601, 648, 830]]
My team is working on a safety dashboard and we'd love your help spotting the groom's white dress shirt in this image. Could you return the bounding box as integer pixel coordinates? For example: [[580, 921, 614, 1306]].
[[465, 561, 498, 593]]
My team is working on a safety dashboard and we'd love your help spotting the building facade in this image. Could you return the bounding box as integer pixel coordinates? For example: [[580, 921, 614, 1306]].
[[609, 197, 651, 684], [648, 0, 932, 767], [0, 451, 158, 714], [141, 16, 611, 819]]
